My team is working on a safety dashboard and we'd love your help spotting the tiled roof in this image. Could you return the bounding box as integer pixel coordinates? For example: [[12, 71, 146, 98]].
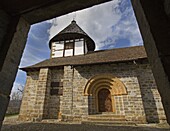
[[49, 20, 95, 51], [58, 20, 87, 35], [21, 46, 147, 71]]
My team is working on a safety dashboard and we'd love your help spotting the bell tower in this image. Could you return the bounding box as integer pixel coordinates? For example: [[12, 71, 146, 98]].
[[49, 20, 95, 58]]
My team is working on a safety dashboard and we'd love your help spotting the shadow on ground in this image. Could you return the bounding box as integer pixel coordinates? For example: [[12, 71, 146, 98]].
[[2, 123, 170, 131]]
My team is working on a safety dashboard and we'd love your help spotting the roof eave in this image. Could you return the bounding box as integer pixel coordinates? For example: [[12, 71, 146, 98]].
[[21, 57, 147, 72]]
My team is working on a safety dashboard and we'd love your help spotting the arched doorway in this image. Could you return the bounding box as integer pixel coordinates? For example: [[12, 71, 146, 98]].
[[98, 88, 112, 112], [84, 74, 127, 114]]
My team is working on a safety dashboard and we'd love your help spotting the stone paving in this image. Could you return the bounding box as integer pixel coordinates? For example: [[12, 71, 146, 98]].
[[2, 122, 170, 131], [2, 116, 170, 131]]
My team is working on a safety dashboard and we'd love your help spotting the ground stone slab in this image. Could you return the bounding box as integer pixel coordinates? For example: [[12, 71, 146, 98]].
[[2, 122, 170, 131]]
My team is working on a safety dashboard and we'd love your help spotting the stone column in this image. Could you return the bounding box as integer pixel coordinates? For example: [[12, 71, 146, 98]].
[[61, 66, 74, 121], [0, 13, 30, 128], [18, 71, 39, 121], [131, 0, 170, 124], [33, 68, 51, 121]]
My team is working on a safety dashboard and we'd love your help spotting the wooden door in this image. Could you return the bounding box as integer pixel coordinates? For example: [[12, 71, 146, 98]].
[[98, 89, 112, 112]]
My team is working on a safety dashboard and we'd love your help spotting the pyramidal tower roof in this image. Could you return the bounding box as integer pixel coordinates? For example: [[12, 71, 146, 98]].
[[58, 20, 87, 35], [49, 20, 95, 51]]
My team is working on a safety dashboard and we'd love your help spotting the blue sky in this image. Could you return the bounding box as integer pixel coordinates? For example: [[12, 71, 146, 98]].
[[12, 0, 143, 93]]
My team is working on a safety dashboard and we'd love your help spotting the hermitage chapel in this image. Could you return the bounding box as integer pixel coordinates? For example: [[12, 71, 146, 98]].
[[19, 20, 167, 124]]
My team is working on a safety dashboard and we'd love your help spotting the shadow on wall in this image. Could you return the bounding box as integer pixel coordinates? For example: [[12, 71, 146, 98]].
[[137, 69, 160, 123], [44, 68, 64, 119], [45, 95, 61, 119]]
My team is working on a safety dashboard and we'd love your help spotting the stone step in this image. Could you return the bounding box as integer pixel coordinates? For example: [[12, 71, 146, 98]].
[[41, 119, 82, 124], [87, 114, 125, 117], [82, 120, 135, 125], [87, 118, 126, 121], [87, 115, 126, 121], [83, 115, 136, 125], [41, 119, 61, 123]]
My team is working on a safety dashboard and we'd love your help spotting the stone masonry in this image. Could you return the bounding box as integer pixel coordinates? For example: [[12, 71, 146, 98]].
[[1, 1, 170, 128], [19, 60, 167, 124], [19, 71, 39, 121]]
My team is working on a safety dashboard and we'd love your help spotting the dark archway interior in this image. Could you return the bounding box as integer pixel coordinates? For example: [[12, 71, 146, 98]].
[[98, 89, 112, 112], [0, 0, 170, 128]]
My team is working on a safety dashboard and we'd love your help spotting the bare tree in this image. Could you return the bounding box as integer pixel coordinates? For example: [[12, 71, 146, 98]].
[[17, 84, 24, 93], [11, 92, 21, 100], [11, 84, 24, 100]]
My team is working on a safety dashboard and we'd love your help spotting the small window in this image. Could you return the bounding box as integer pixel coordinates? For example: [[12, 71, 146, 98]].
[[50, 82, 63, 96], [50, 88, 59, 95], [65, 42, 74, 49], [51, 82, 63, 87], [50, 88, 63, 95]]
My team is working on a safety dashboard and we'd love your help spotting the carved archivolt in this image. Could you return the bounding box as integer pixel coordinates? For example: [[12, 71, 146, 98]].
[[84, 74, 127, 96]]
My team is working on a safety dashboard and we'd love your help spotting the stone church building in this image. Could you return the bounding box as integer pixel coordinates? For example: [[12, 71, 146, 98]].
[[19, 20, 167, 124]]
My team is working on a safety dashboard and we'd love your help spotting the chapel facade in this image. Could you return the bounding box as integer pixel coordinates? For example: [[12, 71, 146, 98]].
[[19, 20, 167, 124]]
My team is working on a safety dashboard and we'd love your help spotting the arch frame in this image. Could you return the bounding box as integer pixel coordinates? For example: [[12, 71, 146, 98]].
[[84, 74, 127, 113], [84, 74, 127, 96]]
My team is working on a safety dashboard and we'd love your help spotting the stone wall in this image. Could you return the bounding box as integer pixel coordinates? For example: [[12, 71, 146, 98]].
[[19, 68, 64, 121], [19, 71, 39, 121], [60, 66, 74, 121], [61, 61, 166, 123], [137, 64, 166, 123], [20, 68, 51, 121], [19, 60, 166, 124], [61, 63, 144, 122], [35, 68, 51, 121], [48, 68, 64, 119]]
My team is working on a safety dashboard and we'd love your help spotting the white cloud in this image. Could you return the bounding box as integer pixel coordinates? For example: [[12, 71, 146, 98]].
[[109, 3, 143, 47], [13, 0, 143, 94], [19, 22, 51, 68], [48, 0, 143, 50], [25, 44, 49, 53], [19, 44, 46, 67], [48, 1, 122, 49], [20, 52, 44, 67]]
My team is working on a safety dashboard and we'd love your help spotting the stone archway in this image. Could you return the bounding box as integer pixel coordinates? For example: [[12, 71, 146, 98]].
[[84, 74, 127, 114]]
